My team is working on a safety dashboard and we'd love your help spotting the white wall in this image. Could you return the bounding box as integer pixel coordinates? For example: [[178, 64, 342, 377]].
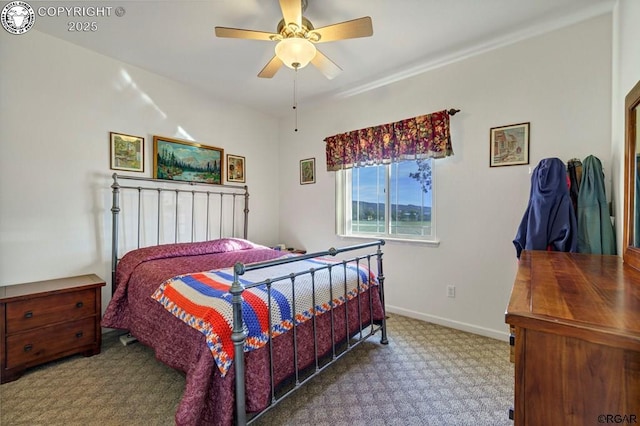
[[277, 15, 613, 340], [0, 31, 281, 309], [612, 0, 640, 252]]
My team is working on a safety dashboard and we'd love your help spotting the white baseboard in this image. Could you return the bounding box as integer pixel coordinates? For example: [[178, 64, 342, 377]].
[[386, 305, 510, 342]]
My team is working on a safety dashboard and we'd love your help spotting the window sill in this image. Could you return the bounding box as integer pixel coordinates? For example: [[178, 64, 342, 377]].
[[337, 234, 440, 247]]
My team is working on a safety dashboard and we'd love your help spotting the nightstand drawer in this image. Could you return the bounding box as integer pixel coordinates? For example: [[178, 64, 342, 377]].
[[6, 289, 96, 333], [6, 317, 97, 369]]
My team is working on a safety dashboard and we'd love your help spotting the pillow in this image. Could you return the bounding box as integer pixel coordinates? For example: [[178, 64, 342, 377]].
[[115, 238, 268, 288]]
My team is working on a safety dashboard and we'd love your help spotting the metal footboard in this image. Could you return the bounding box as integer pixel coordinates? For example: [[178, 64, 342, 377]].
[[230, 240, 387, 425]]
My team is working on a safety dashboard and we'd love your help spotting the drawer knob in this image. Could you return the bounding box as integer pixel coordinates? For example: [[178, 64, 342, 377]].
[[509, 333, 515, 346], [76, 302, 83, 308], [24, 311, 33, 319], [24, 344, 33, 352], [76, 331, 83, 338]]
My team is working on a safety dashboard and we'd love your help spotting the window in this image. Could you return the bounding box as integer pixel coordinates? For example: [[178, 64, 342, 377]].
[[336, 159, 436, 242]]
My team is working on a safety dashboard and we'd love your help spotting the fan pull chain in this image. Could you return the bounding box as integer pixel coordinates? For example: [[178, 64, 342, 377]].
[[293, 64, 299, 132]]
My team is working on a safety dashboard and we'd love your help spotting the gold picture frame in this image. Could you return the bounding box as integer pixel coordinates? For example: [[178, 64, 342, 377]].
[[110, 132, 144, 172], [300, 158, 316, 185], [153, 135, 223, 184], [490, 122, 530, 167], [226, 154, 245, 183]]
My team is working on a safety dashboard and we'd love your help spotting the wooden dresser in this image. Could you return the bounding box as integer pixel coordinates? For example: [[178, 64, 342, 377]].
[[506, 251, 640, 426], [0, 274, 106, 384]]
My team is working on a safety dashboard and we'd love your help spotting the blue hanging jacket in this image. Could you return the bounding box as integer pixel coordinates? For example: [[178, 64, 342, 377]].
[[513, 157, 577, 259]]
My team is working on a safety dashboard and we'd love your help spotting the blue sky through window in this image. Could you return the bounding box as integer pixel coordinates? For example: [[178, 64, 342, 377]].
[[353, 161, 432, 207]]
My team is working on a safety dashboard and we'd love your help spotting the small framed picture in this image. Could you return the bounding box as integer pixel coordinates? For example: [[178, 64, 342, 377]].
[[110, 132, 144, 172], [227, 154, 245, 183], [300, 158, 316, 185], [490, 122, 530, 167]]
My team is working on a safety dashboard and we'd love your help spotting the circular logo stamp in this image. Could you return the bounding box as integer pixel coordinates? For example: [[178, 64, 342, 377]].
[[1, 1, 35, 35]]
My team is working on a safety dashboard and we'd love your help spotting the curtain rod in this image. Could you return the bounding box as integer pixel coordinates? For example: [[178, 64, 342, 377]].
[[447, 108, 460, 116]]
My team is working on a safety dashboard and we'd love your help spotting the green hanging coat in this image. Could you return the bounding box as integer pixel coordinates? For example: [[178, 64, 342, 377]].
[[576, 155, 616, 255]]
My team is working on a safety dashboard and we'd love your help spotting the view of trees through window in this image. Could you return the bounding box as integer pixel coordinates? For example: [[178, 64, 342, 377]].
[[351, 159, 433, 238]]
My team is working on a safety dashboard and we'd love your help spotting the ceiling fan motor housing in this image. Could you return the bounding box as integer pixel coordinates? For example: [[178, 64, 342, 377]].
[[276, 17, 320, 42]]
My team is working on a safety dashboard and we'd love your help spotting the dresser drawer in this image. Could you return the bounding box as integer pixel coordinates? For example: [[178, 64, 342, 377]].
[[6, 317, 97, 369], [6, 289, 96, 333]]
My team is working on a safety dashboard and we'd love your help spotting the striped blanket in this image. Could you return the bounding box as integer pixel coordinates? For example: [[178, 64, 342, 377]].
[[151, 257, 375, 376]]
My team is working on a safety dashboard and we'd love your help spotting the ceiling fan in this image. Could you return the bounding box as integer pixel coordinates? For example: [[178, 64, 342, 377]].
[[214, 0, 373, 80]]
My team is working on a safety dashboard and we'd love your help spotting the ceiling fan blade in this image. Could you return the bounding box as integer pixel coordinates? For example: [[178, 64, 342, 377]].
[[279, 0, 302, 28], [215, 27, 277, 41], [310, 17, 373, 43], [310, 49, 342, 80], [258, 56, 284, 78]]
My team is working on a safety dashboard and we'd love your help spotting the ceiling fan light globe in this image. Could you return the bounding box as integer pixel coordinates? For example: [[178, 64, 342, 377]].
[[275, 38, 316, 69]]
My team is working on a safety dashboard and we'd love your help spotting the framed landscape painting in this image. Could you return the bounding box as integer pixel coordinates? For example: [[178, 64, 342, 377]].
[[110, 132, 144, 172], [153, 135, 223, 184]]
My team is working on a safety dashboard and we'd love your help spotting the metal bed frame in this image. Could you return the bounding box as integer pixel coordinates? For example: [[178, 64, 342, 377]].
[[109, 173, 388, 425]]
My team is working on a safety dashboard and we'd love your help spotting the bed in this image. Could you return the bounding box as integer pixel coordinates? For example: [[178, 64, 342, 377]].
[[101, 174, 388, 425]]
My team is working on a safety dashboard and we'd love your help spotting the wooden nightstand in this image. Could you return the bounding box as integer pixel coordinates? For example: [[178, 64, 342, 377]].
[[0, 274, 106, 384]]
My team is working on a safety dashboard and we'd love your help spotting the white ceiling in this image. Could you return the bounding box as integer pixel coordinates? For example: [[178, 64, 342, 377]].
[[32, 0, 614, 118]]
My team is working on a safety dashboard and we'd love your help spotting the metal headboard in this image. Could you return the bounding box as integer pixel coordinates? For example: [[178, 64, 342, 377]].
[[110, 173, 249, 294]]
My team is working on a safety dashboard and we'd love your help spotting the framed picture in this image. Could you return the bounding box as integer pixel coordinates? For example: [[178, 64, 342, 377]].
[[226, 154, 245, 183], [490, 122, 530, 167], [300, 158, 316, 185], [153, 135, 223, 184], [110, 132, 144, 172]]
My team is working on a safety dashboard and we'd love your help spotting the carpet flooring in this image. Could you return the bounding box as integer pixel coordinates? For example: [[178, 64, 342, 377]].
[[0, 314, 513, 425]]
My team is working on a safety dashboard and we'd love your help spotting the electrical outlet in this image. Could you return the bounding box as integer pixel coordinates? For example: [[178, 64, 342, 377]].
[[447, 285, 456, 298]]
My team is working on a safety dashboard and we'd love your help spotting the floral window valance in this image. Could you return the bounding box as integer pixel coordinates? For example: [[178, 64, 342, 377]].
[[324, 109, 454, 171]]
